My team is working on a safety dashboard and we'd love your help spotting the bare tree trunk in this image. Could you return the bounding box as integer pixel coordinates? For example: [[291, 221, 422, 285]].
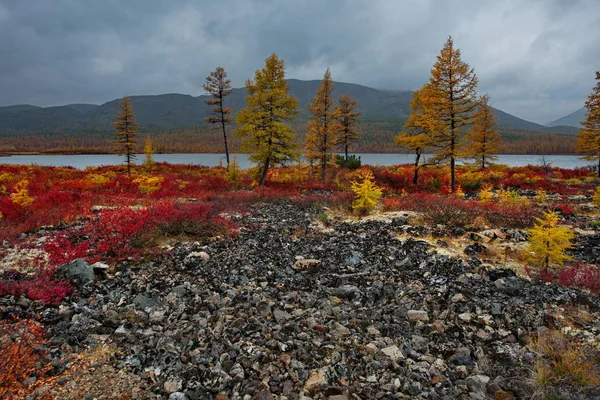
[[413, 150, 421, 185], [259, 157, 270, 187], [450, 155, 455, 193], [220, 105, 230, 166]]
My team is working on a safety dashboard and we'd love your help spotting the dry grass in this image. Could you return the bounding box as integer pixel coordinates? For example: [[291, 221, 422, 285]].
[[40, 344, 153, 399], [529, 327, 600, 394]]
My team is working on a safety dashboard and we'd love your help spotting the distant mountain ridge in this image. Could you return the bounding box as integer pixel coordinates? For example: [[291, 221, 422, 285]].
[[0, 79, 578, 136], [547, 107, 585, 128]]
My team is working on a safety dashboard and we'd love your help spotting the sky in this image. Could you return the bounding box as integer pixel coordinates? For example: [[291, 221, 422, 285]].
[[0, 0, 598, 124]]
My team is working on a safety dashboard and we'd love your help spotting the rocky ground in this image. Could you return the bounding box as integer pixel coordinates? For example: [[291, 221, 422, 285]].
[[3, 202, 600, 399]]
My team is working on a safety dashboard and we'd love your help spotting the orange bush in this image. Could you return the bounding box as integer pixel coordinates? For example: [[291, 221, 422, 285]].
[[0, 318, 50, 398]]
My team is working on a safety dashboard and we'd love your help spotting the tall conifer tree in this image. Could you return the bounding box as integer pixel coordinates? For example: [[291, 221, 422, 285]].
[[305, 68, 336, 181], [114, 96, 138, 175], [395, 87, 441, 184], [427, 36, 478, 191], [577, 71, 600, 176], [462, 94, 502, 169], [236, 54, 299, 186], [335, 94, 362, 160], [204, 67, 233, 167]]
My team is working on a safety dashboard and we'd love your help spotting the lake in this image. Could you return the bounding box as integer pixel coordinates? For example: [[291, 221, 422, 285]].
[[0, 153, 595, 170]]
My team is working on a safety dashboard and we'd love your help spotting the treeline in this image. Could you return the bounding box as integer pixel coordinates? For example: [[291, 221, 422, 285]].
[[0, 127, 578, 155]]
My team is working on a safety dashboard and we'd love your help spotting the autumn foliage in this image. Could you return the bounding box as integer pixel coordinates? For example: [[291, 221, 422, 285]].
[[0, 318, 50, 399]]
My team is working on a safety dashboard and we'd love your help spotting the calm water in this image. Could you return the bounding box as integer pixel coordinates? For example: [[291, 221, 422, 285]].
[[0, 153, 594, 170]]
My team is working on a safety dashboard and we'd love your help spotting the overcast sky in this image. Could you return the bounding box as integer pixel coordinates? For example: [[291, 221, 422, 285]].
[[1, 0, 598, 124]]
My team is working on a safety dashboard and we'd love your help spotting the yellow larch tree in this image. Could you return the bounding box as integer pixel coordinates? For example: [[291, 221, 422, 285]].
[[114, 96, 138, 175], [462, 94, 503, 169], [143, 137, 154, 166], [335, 94, 362, 160], [204, 66, 233, 167], [427, 36, 479, 192], [577, 71, 600, 176], [394, 86, 442, 184], [236, 54, 299, 186], [305, 68, 336, 181], [527, 211, 575, 274]]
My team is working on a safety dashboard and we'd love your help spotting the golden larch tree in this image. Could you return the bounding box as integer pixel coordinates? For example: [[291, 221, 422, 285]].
[[305, 68, 336, 181], [577, 71, 600, 176], [204, 66, 233, 167], [395, 86, 442, 184], [462, 94, 503, 169], [527, 211, 574, 274], [427, 36, 479, 191], [335, 94, 362, 160], [114, 96, 138, 175], [236, 54, 299, 186], [143, 137, 154, 166]]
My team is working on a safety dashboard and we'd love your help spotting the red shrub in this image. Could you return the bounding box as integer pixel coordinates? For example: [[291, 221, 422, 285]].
[[148, 200, 234, 237], [44, 207, 150, 264], [397, 194, 481, 227], [382, 196, 403, 211], [371, 168, 411, 192], [483, 203, 539, 229], [0, 318, 50, 399], [0, 271, 72, 306], [528, 263, 600, 296]]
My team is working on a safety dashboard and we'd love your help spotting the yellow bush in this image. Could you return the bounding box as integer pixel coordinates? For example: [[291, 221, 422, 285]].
[[133, 175, 164, 194], [226, 159, 241, 186], [497, 188, 529, 207], [536, 189, 547, 203], [351, 170, 382, 215], [454, 185, 464, 198], [86, 173, 111, 186], [175, 179, 188, 191], [592, 186, 600, 207], [10, 180, 34, 207], [479, 184, 494, 204], [270, 165, 310, 185], [0, 173, 16, 183], [481, 170, 505, 185]]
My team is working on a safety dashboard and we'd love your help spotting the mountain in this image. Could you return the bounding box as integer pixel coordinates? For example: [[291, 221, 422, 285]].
[[0, 80, 580, 154], [64, 103, 99, 114], [547, 108, 585, 128], [0, 80, 562, 133]]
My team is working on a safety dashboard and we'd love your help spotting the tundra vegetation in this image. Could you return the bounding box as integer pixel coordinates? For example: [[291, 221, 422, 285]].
[[1, 44, 600, 399]]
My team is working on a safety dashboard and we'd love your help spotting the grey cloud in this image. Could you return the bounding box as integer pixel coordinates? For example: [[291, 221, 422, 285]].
[[0, 0, 598, 123]]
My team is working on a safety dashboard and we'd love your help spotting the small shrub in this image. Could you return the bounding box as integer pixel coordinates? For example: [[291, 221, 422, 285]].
[[10, 180, 34, 207], [530, 263, 600, 295], [497, 188, 529, 207], [483, 203, 538, 229], [382, 196, 403, 212], [536, 189, 547, 203], [226, 158, 241, 186], [335, 155, 361, 169], [86, 173, 111, 186], [350, 171, 382, 215], [592, 186, 600, 207], [401, 194, 481, 228], [133, 175, 164, 194], [458, 170, 483, 192], [478, 185, 494, 204], [0, 318, 50, 399]]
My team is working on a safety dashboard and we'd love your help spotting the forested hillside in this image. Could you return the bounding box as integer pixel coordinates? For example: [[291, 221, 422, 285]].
[[0, 79, 579, 154]]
